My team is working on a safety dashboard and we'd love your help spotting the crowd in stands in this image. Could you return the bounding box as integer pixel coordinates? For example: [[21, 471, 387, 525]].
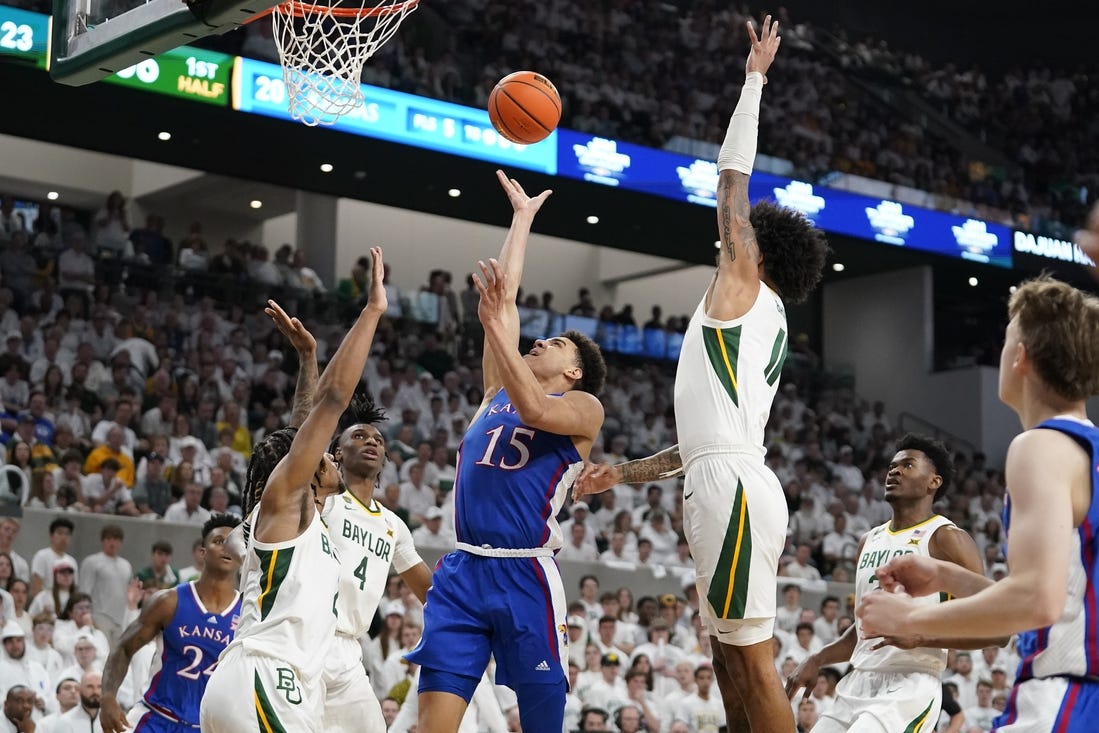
[[0, 193, 1019, 731], [216, 0, 1096, 236]]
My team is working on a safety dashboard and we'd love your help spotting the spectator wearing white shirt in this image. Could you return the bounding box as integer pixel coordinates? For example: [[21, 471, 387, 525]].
[[79, 525, 132, 646], [81, 459, 139, 516], [820, 516, 859, 575], [0, 622, 54, 723], [830, 445, 864, 492], [962, 680, 998, 732], [582, 653, 629, 713], [782, 544, 822, 582], [90, 402, 138, 457], [411, 507, 454, 550], [163, 483, 212, 525], [0, 518, 29, 583], [600, 531, 638, 566], [34, 677, 81, 732], [30, 517, 77, 596], [559, 502, 598, 549], [558, 523, 600, 563], [945, 652, 979, 710], [49, 670, 105, 733], [782, 622, 822, 665], [398, 463, 437, 525], [674, 665, 725, 733], [639, 510, 678, 564], [811, 596, 841, 645]]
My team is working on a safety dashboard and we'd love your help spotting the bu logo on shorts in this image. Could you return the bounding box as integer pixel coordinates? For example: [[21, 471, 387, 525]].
[[275, 668, 302, 704]]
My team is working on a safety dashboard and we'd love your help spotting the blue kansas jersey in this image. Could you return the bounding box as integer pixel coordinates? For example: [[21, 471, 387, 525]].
[[454, 389, 583, 550], [143, 582, 242, 726]]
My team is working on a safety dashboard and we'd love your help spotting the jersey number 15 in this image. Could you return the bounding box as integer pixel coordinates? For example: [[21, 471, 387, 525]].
[[475, 426, 536, 471]]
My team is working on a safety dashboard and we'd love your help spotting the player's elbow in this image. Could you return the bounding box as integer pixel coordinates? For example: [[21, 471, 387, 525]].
[[1026, 583, 1068, 628]]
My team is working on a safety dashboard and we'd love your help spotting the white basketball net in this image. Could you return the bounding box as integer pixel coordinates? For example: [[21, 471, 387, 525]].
[[271, 0, 418, 126]]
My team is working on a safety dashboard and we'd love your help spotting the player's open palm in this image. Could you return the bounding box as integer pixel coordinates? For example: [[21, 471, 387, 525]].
[[474, 258, 508, 325], [365, 246, 388, 315], [745, 14, 781, 80], [265, 299, 316, 355], [496, 169, 552, 217]]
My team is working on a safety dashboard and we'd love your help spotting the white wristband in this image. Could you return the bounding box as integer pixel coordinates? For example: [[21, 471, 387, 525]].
[[716, 72, 764, 174]]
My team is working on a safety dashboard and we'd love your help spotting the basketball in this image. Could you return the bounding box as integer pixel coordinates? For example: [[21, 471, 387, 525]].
[[488, 71, 562, 145]]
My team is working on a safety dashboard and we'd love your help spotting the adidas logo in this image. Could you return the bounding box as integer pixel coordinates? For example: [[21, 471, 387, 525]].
[[207, 616, 217, 624], [534, 660, 551, 672]]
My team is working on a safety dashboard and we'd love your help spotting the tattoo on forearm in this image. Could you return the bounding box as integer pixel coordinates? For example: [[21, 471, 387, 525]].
[[618, 445, 683, 484], [289, 355, 318, 429], [718, 171, 760, 264]]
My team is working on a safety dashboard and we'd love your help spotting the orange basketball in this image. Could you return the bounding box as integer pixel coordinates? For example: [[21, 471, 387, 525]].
[[488, 71, 562, 145]]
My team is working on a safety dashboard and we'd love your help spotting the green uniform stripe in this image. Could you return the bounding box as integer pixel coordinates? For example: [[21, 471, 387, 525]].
[[902, 699, 935, 733], [702, 325, 742, 406], [255, 547, 294, 621], [706, 480, 753, 619], [254, 671, 289, 733], [763, 328, 786, 380], [765, 332, 789, 386]]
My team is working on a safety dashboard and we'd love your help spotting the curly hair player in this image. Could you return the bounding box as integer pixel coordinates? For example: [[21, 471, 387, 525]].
[[199, 247, 388, 733], [406, 170, 607, 733], [574, 16, 829, 733]]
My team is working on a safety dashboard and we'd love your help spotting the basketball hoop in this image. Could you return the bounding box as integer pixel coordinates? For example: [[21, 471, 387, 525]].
[[266, 0, 418, 126]]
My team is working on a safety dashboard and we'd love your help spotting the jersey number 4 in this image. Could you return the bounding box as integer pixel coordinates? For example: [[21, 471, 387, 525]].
[[178, 645, 219, 680], [475, 426, 535, 471]]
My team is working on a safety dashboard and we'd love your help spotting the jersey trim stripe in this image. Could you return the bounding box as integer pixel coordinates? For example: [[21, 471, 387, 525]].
[[1082, 517, 1098, 674], [255, 548, 293, 622], [253, 671, 288, 733], [884, 515, 943, 536], [538, 460, 569, 546], [702, 325, 741, 406], [709, 479, 752, 619], [530, 558, 560, 664], [1053, 681, 1080, 733], [763, 328, 787, 386], [347, 489, 383, 516], [903, 699, 935, 733], [133, 709, 154, 731]]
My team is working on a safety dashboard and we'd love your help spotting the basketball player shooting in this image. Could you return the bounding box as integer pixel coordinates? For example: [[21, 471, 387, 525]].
[[574, 15, 829, 733], [406, 171, 607, 733]]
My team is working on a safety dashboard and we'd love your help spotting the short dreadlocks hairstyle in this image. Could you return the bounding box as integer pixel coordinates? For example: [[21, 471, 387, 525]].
[[243, 426, 299, 519], [561, 329, 606, 396], [201, 513, 242, 543], [329, 392, 388, 455], [895, 433, 954, 502], [749, 200, 830, 304]]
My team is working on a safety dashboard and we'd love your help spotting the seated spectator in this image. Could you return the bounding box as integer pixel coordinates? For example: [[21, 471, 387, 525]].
[[28, 560, 76, 618], [410, 507, 453, 550], [81, 458, 139, 516], [132, 451, 173, 516], [163, 482, 211, 525], [83, 427, 136, 487], [53, 593, 110, 664]]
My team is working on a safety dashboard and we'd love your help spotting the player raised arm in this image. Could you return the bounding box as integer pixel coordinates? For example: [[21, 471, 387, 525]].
[[709, 15, 781, 321], [481, 170, 553, 394], [100, 589, 178, 733], [266, 301, 319, 429], [475, 258, 602, 442], [256, 247, 387, 542]]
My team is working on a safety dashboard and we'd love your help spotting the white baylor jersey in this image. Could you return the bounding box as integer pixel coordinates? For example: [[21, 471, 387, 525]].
[[851, 515, 955, 675], [226, 507, 341, 683], [324, 491, 422, 637], [674, 282, 788, 460]]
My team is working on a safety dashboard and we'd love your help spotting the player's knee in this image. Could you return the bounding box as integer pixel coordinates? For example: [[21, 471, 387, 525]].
[[418, 667, 480, 702], [513, 679, 567, 733]]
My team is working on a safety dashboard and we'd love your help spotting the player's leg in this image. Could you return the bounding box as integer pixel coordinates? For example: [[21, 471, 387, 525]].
[[322, 637, 387, 733], [714, 634, 796, 733], [491, 556, 571, 733], [708, 639, 749, 733], [408, 553, 493, 733], [418, 668, 481, 733], [684, 460, 792, 732]]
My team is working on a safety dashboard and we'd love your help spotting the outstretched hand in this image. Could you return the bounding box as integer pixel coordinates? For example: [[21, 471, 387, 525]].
[[365, 246, 388, 315], [474, 258, 508, 326], [573, 462, 621, 500], [497, 169, 552, 217], [265, 300, 316, 355], [745, 14, 781, 81]]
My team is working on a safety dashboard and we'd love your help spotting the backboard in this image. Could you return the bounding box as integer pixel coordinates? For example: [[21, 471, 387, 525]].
[[49, 0, 277, 85]]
